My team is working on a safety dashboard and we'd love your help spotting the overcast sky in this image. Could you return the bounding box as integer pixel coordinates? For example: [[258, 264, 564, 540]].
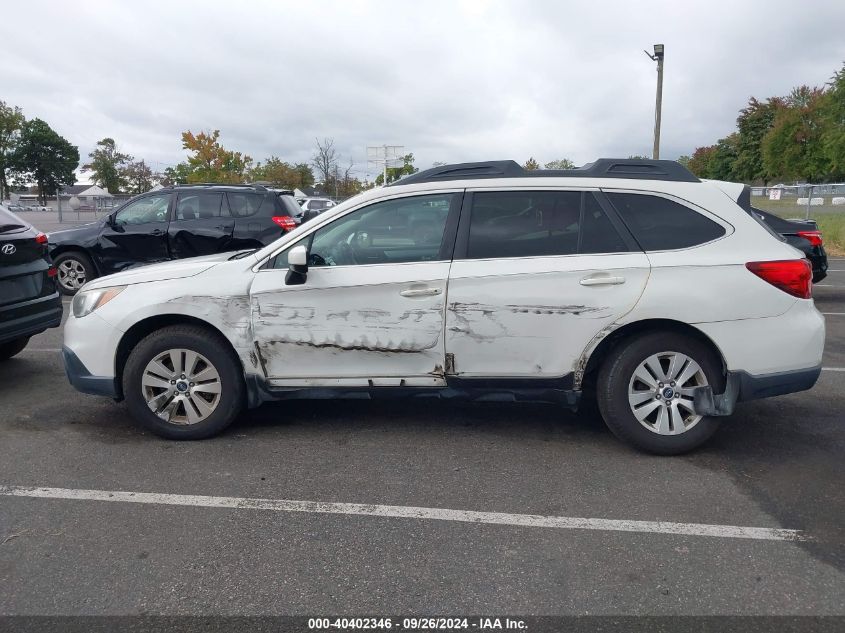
[[3, 0, 844, 182]]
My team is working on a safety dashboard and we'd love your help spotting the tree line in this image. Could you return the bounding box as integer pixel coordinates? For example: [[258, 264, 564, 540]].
[[0, 102, 79, 204], [0, 100, 409, 203], [683, 62, 845, 184]]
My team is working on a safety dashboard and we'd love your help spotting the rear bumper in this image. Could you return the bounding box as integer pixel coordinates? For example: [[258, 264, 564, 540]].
[[0, 293, 63, 344], [62, 346, 120, 399], [736, 365, 822, 402], [694, 365, 821, 417]]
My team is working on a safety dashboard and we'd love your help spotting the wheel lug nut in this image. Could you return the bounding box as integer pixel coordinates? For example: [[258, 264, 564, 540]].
[[658, 382, 664, 387], [181, 374, 186, 379], [170, 380, 176, 385], [189, 382, 194, 387], [670, 381, 676, 387]]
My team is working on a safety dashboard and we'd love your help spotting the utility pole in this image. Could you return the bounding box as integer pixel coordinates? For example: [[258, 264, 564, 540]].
[[644, 44, 665, 159]]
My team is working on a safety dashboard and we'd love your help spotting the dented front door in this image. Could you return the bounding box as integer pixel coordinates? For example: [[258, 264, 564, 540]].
[[250, 263, 450, 386], [249, 191, 463, 387]]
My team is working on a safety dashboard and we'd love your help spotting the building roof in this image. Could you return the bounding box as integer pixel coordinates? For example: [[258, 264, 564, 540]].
[[60, 184, 112, 196]]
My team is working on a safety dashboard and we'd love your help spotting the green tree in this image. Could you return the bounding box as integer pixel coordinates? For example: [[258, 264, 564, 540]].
[[708, 134, 740, 180], [762, 86, 828, 182], [123, 159, 157, 194], [251, 156, 315, 189], [544, 158, 575, 169], [733, 97, 784, 184], [523, 157, 540, 170], [687, 145, 716, 178], [0, 101, 25, 201], [82, 137, 132, 193], [676, 155, 691, 168], [162, 163, 193, 186], [11, 118, 79, 204], [374, 153, 418, 185], [180, 130, 252, 183], [627, 155, 650, 160], [820, 63, 845, 180]]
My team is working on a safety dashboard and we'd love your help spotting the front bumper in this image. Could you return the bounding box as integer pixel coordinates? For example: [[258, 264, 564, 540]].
[[62, 346, 121, 399]]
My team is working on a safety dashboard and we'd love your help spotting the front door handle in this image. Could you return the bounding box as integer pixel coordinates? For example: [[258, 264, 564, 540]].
[[580, 275, 626, 286], [400, 287, 443, 298]]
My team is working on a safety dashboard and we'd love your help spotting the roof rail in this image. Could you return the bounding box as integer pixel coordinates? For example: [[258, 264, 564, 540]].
[[172, 182, 269, 190], [388, 158, 699, 186]]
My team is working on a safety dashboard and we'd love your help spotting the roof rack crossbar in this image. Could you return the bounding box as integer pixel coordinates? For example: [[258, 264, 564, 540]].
[[388, 158, 699, 186]]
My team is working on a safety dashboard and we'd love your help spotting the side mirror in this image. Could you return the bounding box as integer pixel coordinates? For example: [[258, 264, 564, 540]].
[[106, 214, 116, 227], [285, 244, 308, 285]]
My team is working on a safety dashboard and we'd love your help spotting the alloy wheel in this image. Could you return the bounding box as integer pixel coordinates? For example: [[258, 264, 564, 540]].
[[57, 258, 87, 291], [627, 351, 708, 435], [141, 349, 222, 425]]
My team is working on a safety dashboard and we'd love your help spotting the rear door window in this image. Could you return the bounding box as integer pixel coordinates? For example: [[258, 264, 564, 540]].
[[174, 193, 225, 221], [465, 190, 631, 259], [227, 192, 265, 218], [605, 192, 726, 251]]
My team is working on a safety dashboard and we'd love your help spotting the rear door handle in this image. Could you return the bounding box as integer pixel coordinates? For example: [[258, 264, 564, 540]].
[[400, 287, 442, 297], [580, 275, 626, 286]]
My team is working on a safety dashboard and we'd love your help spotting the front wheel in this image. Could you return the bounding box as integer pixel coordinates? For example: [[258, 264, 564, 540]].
[[596, 332, 725, 455], [0, 337, 30, 361], [54, 251, 96, 295], [123, 325, 245, 439]]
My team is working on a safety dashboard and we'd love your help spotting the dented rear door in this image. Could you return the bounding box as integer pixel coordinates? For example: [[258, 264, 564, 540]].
[[444, 189, 649, 379]]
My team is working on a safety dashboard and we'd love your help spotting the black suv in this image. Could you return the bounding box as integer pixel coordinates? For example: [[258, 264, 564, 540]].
[[0, 206, 62, 360], [48, 184, 302, 294]]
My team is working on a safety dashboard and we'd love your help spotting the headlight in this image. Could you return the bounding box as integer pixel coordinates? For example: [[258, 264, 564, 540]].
[[71, 286, 126, 318]]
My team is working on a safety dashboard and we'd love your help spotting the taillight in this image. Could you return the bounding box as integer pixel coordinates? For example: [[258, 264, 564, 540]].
[[47, 267, 58, 278], [35, 232, 48, 244], [746, 259, 812, 299], [796, 230, 823, 247], [272, 216, 296, 231]]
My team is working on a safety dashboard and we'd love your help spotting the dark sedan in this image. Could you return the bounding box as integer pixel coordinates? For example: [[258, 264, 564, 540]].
[[48, 183, 302, 294], [0, 206, 62, 360], [733, 185, 828, 283], [749, 207, 828, 283]]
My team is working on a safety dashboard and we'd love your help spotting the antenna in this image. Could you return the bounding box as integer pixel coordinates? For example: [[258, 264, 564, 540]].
[[367, 145, 404, 186]]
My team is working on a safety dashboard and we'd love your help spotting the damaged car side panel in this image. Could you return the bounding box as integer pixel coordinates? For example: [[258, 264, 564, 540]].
[[249, 261, 451, 384], [444, 253, 650, 378]]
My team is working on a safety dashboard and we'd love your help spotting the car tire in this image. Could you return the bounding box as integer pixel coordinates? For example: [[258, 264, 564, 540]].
[[123, 325, 245, 440], [0, 337, 30, 361], [54, 251, 96, 296], [596, 332, 725, 455]]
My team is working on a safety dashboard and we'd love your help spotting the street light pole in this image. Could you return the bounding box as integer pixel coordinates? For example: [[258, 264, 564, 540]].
[[644, 44, 665, 160]]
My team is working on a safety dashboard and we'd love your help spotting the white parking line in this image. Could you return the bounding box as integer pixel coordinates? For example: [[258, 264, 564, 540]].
[[822, 367, 845, 372], [0, 485, 806, 542], [18, 348, 61, 353]]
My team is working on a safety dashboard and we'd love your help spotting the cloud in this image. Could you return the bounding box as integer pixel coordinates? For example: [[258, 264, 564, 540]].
[[2, 0, 843, 179]]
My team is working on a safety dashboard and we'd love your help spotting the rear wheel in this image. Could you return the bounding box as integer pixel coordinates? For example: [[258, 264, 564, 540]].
[[54, 251, 96, 295], [596, 332, 725, 455], [0, 337, 30, 361], [123, 325, 245, 440]]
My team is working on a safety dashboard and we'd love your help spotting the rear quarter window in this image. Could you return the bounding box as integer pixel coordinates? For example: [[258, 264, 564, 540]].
[[227, 192, 265, 218], [605, 192, 726, 251]]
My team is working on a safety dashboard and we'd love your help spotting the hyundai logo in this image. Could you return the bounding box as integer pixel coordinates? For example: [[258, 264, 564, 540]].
[[1, 244, 15, 255]]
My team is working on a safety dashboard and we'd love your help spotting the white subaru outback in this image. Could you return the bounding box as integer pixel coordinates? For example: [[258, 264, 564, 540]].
[[62, 159, 825, 454]]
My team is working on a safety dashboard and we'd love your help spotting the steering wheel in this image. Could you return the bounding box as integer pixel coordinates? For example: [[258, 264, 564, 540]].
[[332, 240, 359, 265], [308, 252, 328, 267]]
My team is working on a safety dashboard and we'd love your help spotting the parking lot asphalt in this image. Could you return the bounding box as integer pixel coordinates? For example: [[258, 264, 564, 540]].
[[0, 217, 843, 615]]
